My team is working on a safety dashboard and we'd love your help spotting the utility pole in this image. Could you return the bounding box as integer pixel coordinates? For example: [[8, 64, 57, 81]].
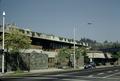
[[2, 11, 5, 73], [73, 27, 76, 69]]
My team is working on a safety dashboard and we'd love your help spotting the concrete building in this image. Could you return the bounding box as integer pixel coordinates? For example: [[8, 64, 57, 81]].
[[0, 24, 87, 68], [0, 24, 117, 71], [87, 51, 116, 66]]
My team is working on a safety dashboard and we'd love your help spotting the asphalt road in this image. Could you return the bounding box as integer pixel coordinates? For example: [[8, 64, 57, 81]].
[[1, 66, 120, 81]]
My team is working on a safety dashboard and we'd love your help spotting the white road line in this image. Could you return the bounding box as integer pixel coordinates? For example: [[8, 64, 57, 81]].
[[47, 74, 67, 76], [114, 69, 119, 72], [62, 78, 89, 81], [62, 72, 79, 75], [25, 77, 58, 79], [75, 76, 104, 79], [88, 75, 93, 77], [107, 71, 113, 73], [103, 71, 120, 78], [97, 72, 104, 75], [75, 76, 120, 80], [0, 73, 3, 76]]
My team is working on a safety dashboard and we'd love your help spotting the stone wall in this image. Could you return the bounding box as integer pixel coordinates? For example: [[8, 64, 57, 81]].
[[29, 52, 48, 70], [0, 52, 48, 71]]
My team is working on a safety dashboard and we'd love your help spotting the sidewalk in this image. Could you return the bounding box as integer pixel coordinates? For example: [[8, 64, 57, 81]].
[[96, 65, 117, 68], [0, 68, 82, 77], [0, 68, 60, 76], [0, 65, 117, 77]]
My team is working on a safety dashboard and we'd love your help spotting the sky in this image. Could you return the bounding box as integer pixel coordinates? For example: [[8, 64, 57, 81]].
[[0, 0, 120, 42]]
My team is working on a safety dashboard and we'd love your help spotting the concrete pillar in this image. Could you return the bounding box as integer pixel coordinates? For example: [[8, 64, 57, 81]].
[[90, 58, 93, 62]]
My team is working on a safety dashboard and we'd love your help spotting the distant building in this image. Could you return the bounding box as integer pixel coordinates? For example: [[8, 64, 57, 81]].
[[87, 51, 116, 66]]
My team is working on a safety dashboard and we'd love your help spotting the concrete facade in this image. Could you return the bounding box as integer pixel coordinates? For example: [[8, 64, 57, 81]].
[[0, 24, 86, 70]]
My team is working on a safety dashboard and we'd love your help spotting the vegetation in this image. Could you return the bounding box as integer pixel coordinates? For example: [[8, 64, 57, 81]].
[[57, 47, 87, 68], [57, 48, 71, 64], [111, 51, 120, 59], [5, 29, 31, 52], [1, 28, 31, 70]]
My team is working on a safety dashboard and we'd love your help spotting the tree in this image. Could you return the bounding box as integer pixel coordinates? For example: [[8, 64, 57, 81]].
[[75, 48, 85, 59], [111, 51, 120, 59], [1, 28, 31, 70], [57, 48, 71, 64], [111, 51, 120, 65], [57, 47, 87, 68], [75, 47, 89, 64], [5, 29, 31, 51]]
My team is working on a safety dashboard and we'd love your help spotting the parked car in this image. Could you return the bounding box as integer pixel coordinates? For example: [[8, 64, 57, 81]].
[[84, 62, 96, 69]]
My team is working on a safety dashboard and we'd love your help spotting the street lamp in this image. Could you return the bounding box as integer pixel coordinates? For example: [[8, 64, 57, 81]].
[[73, 27, 76, 69], [2, 11, 5, 73]]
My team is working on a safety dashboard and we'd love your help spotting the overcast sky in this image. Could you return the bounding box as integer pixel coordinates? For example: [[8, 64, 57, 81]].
[[0, 0, 120, 42]]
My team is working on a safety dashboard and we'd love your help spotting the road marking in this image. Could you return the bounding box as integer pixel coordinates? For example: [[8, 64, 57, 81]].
[[103, 72, 120, 78], [88, 75, 93, 77], [25, 77, 58, 80], [62, 78, 89, 81], [114, 69, 119, 72], [75, 76, 104, 78], [48, 74, 66, 76], [97, 72, 104, 75], [62, 72, 79, 75], [75, 76, 120, 80], [0, 73, 3, 76], [107, 71, 113, 73]]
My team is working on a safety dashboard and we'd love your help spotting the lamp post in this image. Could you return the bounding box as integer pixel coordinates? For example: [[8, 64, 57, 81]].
[[2, 11, 5, 73], [73, 27, 76, 69]]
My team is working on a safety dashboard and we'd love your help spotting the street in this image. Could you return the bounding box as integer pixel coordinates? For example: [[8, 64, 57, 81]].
[[1, 66, 120, 81]]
